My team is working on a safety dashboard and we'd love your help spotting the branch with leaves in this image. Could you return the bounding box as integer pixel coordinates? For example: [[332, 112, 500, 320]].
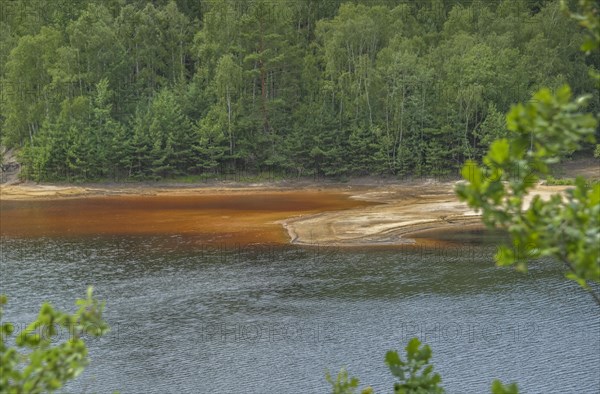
[[0, 287, 109, 393], [327, 338, 518, 393]]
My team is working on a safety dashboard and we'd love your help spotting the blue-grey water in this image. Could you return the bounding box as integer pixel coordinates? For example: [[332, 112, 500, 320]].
[[1, 235, 599, 393]]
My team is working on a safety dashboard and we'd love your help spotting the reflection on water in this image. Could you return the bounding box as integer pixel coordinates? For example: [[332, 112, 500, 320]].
[[410, 226, 509, 247], [1, 235, 598, 393]]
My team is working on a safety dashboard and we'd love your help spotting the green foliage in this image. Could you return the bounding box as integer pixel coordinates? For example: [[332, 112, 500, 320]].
[[327, 338, 443, 394], [385, 338, 444, 394], [544, 176, 599, 187], [326, 339, 525, 394], [491, 380, 520, 394], [325, 368, 372, 394], [456, 87, 599, 292], [456, 0, 600, 300], [0, 288, 109, 393], [326, 339, 523, 393], [561, 0, 600, 86], [544, 175, 577, 186], [0, 0, 594, 181]]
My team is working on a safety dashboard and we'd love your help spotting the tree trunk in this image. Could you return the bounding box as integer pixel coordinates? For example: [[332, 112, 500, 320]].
[[227, 91, 233, 155]]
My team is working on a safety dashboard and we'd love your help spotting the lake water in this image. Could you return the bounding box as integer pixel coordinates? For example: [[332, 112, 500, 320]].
[[1, 197, 599, 393]]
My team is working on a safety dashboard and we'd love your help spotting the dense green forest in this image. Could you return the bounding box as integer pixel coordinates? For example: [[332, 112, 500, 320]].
[[0, 0, 598, 181]]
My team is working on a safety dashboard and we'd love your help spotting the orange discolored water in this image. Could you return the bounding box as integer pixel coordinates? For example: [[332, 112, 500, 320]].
[[0, 190, 371, 245]]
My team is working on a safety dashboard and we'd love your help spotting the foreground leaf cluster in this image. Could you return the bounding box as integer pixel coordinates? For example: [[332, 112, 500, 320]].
[[0, 288, 109, 393], [456, 85, 599, 292]]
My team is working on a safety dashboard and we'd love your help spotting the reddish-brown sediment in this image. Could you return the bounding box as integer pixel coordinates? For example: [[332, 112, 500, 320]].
[[0, 182, 570, 246], [0, 190, 372, 244]]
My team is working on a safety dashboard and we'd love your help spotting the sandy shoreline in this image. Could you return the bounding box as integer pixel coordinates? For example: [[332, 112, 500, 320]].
[[280, 182, 481, 246], [0, 181, 570, 246], [0, 182, 316, 200]]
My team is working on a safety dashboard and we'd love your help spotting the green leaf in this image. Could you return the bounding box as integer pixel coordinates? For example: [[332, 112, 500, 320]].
[[491, 380, 519, 394], [488, 139, 510, 165], [495, 246, 515, 267], [405, 337, 421, 357], [385, 350, 402, 366], [462, 160, 482, 188]]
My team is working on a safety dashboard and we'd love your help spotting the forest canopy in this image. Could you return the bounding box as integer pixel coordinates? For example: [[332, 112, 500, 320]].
[[0, 0, 597, 181]]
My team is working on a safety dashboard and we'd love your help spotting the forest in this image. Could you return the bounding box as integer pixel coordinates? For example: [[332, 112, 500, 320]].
[[0, 0, 598, 181]]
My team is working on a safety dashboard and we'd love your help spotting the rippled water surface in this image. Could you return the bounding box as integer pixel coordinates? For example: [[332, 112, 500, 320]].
[[1, 200, 599, 393]]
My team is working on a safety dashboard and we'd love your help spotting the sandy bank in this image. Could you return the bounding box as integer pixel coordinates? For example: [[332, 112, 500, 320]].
[[0, 182, 303, 200], [280, 182, 477, 246], [281, 182, 570, 246]]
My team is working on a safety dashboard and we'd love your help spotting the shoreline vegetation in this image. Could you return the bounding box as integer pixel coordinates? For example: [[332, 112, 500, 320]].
[[2, 1, 597, 185], [0, 180, 570, 247]]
